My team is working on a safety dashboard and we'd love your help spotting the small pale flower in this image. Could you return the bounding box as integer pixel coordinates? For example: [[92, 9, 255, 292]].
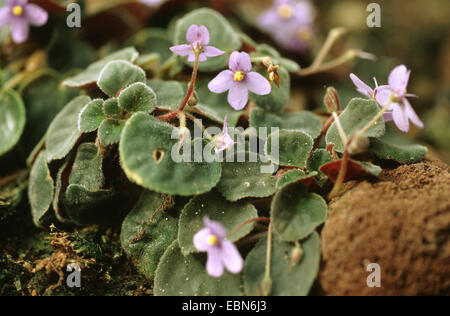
[[139, 0, 164, 7], [212, 116, 235, 154], [193, 217, 243, 278], [208, 51, 271, 110], [170, 24, 224, 62], [0, 0, 48, 44]]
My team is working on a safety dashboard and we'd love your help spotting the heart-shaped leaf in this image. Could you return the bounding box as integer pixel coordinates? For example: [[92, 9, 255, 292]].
[[120, 112, 222, 196], [272, 182, 327, 242], [276, 169, 318, 189], [29, 151, 54, 228], [126, 28, 173, 65], [320, 159, 382, 182], [97, 60, 146, 97], [249, 67, 290, 113], [306, 149, 333, 186], [62, 47, 139, 89], [266, 130, 313, 168], [46, 95, 92, 162], [78, 99, 105, 133], [69, 143, 104, 191], [243, 232, 320, 296], [0, 89, 25, 156], [154, 240, 243, 296], [217, 152, 277, 202], [178, 190, 258, 256], [369, 138, 427, 164], [250, 108, 322, 139], [173, 8, 241, 71], [148, 79, 185, 111], [326, 98, 385, 152], [103, 98, 121, 116], [98, 119, 125, 146], [121, 190, 181, 280], [118, 82, 157, 113]]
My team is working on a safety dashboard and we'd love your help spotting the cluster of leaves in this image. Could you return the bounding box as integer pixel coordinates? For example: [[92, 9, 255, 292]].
[[0, 7, 427, 296]]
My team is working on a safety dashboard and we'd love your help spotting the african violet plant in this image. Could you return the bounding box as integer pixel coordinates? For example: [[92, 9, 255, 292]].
[[1, 5, 428, 296]]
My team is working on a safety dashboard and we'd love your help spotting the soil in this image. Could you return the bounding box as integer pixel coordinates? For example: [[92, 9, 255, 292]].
[[318, 158, 450, 296]]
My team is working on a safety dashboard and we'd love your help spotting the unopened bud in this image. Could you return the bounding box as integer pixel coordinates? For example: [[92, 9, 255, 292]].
[[324, 87, 340, 113], [25, 50, 46, 73], [288, 243, 303, 271], [262, 57, 273, 68], [188, 91, 199, 107], [348, 132, 370, 155]]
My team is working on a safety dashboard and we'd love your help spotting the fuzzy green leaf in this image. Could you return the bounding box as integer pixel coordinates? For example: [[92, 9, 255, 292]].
[[148, 79, 185, 111], [178, 190, 258, 256], [243, 232, 320, 296], [78, 99, 105, 132], [120, 112, 222, 196], [266, 130, 313, 168], [154, 240, 243, 296], [0, 89, 25, 156], [46, 95, 92, 162], [97, 60, 146, 97], [173, 8, 241, 71], [369, 138, 427, 164], [276, 169, 318, 189], [103, 98, 121, 116], [272, 182, 327, 242], [118, 82, 157, 113], [98, 119, 125, 146], [307, 149, 333, 186], [326, 98, 385, 152], [69, 143, 104, 191]]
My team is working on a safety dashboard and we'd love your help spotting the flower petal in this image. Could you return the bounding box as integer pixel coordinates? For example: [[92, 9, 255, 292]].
[[0, 7, 12, 28], [6, 0, 27, 5], [388, 65, 410, 95], [383, 111, 394, 122], [186, 24, 209, 46], [208, 70, 234, 93], [392, 103, 409, 133], [11, 17, 29, 43], [193, 228, 212, 252], [203, 45, 224, 57], [228, 51, 252, 73], [196, 53, 207, 62], [228, 82, 249, 110], [245, 72, 271, 95], [404, 99, 424, 129], [220, 241, 243, 274], [25, 4, 48, 26], [350, 73, 374, 98], [203, 217, 227, 240], [206, 247, 224, 278], [170, 44, 192, 57], [375, 85, 393, 107]]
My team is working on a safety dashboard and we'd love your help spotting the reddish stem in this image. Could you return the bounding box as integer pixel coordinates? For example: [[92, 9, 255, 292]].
[[328, 145, 350, 199]]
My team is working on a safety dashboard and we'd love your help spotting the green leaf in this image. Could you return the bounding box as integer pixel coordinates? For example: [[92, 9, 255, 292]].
[[173, 8, 241, 71], [217, 152, 277, 201], [307, 149, 333, 186], [46, 95, 91, 162], [369, 138, 427, 164], [178, 190, 258, 256], [148, 79, 185, 111], [276, 169, 318, 189], [250, 108, 322, 139], [266, 130, 313, 168], [126, 28, 173, 65], [121, 190, 180, 280], [249, 67, 290, 113], [193, 79, 244, 127], [63, 47, 139, 89], [252, 44, 301, 72], [272, 182, 327, 242], [97, 60, 146, 97], [243, 232, 320, 296], [98, 119, 125, 146], [120, 112, 222, 196], [78, 99, 105, 133], [103, 98, 121, 116], [69, 143, 104, 191], [118, 82, 157, 113], [154, 240, 243, 296], [326, 98, 385, 152], [0, 89, 26, 156], [29, 151, 54, 227]]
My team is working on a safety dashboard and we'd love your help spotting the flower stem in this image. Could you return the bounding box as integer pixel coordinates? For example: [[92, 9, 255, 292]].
[[328, 146, 350, 200], [359, 97, 394, 136], [228, 217, 270, 238], [311, 27, 347, 70], [262, 222, 273, 296], [157, 53, 200, 121], [313, 115, 335, 149]]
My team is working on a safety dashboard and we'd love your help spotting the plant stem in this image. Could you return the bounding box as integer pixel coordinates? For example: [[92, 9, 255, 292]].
[[262, 222, 273, 296], [313, 115, 335, 149], [359, 97, 394, 136], [228, 217, 270, 238], [310, 27, 347, 69], [332, 112, 348, 145], [157, 53, 200, 121], [328, 146, 350, 200]]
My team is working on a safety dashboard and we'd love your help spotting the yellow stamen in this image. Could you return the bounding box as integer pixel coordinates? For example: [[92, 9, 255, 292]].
[[234, 71, 245, 82], [207, 234, 219, 245], [12, 5, 23, 16], [278, 4, 293, 19]]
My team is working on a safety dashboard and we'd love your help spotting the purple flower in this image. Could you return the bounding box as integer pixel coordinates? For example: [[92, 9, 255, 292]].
[[374, 65, 423, 132], [0, 0, 48, 44], [212, 116, 235, 154], [193, 217, 243, 278], [208, 51, 271, 110], [350, 73, 378, 99], [139, 0, 164, 7], [258, 0, 315, 53], [170, 24, 224, 62]]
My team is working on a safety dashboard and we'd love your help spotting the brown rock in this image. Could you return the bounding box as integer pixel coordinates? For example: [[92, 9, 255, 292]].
[[319, 159, 450, 296]]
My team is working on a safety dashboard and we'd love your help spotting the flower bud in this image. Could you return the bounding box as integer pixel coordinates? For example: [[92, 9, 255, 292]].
[[324, 87, 340, 113], [25, 50, 46, 73], [348, 132, 370, 155], [188, 91, 199, 107]]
